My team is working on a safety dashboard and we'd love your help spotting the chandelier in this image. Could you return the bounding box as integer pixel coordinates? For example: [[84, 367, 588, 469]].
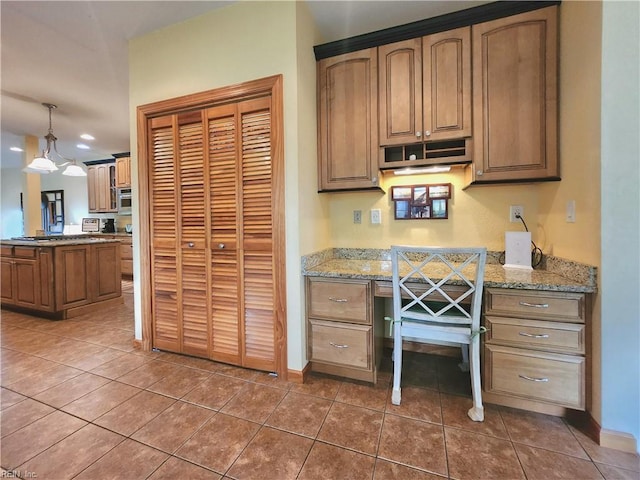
[[23, 103, 87, 177]]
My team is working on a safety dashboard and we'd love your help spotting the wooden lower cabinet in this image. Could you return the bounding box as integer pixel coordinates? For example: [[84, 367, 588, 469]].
[[306, 277, 383, 383], [1, 241, 121, 318], [120, 237, 133, 276], [482, 288, 590, 413]]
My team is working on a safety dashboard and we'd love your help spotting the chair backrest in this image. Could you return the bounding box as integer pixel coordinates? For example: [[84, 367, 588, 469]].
[[391, 246, 487, 329]]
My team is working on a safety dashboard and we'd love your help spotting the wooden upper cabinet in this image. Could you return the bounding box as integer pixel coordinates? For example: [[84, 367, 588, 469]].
[[87, 162, 117, 213], [378, 27, 471, 147], [317, 48, 381, 192], [467, 6, 558, 185], [115, 156, 131, 188]]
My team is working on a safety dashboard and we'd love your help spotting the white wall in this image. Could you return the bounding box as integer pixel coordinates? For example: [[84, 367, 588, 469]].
[[600, 0, 640, 451], [0, 168, 25, 238]]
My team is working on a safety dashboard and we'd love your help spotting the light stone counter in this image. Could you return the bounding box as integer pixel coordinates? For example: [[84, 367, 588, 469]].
[[302, 248, 597, 293]]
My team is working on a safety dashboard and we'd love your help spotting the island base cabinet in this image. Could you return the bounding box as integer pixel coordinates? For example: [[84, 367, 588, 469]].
[[1, 241, 122, 319]]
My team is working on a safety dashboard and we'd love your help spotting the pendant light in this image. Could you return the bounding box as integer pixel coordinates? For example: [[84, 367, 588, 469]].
[[23, 103, 87, 177]]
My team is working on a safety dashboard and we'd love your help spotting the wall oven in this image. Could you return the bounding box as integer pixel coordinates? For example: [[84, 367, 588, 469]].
[[117, 188, 132, 215]]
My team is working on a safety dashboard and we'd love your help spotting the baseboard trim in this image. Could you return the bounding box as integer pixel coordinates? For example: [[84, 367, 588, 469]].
[[600, 428, 639, 454], [287, 363, 310, 384], [132, 339, 142, 350], [566, 409, 601, 445]]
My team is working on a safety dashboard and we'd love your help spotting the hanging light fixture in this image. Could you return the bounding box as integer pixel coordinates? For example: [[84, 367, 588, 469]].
[[23, 103, 87, 177]]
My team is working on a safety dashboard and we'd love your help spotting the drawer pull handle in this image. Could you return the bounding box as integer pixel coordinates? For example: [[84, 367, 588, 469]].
[[518, 332, 550, 339], [329, 297, 348, 303], [519, 374, 549, 382], [330, 342, 349, 349], [519, 301, 549, 308]]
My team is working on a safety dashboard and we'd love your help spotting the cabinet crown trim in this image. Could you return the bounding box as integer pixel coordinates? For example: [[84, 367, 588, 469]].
[[314, 0, 560, 60]]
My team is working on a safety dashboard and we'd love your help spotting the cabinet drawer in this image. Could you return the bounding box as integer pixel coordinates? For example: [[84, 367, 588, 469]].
[[485, 288, 585, 323], [310, 319, 371, 369], [120, 243, 133, 260], [308, 278, 370, 324], [1, 246, 13, 257], [121, 260, 133, 276], [13, 247, 37, 259], [484, 344, 585, 409], [485, 316, 585, 354]]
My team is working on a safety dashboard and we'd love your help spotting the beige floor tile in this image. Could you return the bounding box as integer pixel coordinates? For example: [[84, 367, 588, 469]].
[[595, 462, 640, 480], [0, 387, 27, 410], [147, 366, 211, 398], [89, 352, 151, 379], [33, 372, 111, 408], [373, 459, 446, 480], [378, 413, 447, 476], [116, 360, 186, 389], [445, 427, 525, 479], [335, 377, 389, 411], [132, 400, 214, 453], [73, 438, 168, 479], [515, 443, 605, 479], [501, 407, 590, 459], [1, 410, 86, 469], [61, 380, 141, 421], [0, 398, 54, 437], [571, 426, 640, 472], [93, 390, 175, 436], [181, 373, 247, 410], [17, 424, 124, 480], [147, 457, 222, 480], [220, 382, 287, 423], [440, 392, 509, 438], [317, 402, 383, 455], [298, 441, 375, 480], [227, 426, 313, 480], [4, 363, 83, 397], [385, 385, 442, 424], [265, 391, 332, 438], [289, 373, 342, 400], [176, 412, 260, 473]]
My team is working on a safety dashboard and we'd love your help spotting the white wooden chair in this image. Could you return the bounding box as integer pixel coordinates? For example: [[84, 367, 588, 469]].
[[390, 246, 487, 421]]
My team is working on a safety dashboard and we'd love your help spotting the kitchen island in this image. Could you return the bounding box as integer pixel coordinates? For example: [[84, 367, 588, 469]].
[[1, 236, 122, 319]]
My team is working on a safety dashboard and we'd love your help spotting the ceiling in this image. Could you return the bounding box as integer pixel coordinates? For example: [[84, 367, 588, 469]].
[[0, 0, 488, 169]]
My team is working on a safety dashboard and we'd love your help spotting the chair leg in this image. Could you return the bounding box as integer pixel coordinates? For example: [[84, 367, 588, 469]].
[[458, 344, 470, 372], [391, 321, 402, 405], [467, 337, 484, 422]]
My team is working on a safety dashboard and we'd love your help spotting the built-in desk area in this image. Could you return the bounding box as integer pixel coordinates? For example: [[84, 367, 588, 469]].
[[302, 248, 597, 416]]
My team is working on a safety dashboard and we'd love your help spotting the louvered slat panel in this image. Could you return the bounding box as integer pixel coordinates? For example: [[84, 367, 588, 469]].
[[179, 122, 206, 245], [151, 127, 177, 249], [152, 248, 179, 350], [211, 250, 240, 360], [241, 103, 275, 368], [181, 249, 208, 355], [208, 105, 240, 362], [242, 109, 273, 249], [243, 253, 275, 363]]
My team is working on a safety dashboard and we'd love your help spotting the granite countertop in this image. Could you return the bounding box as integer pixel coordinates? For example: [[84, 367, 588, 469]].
[[2, 236, 123, 247], [302, 248, 597, 294]]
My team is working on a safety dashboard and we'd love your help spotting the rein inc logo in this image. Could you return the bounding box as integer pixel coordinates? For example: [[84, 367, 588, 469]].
[[2, 470, 37, 478]]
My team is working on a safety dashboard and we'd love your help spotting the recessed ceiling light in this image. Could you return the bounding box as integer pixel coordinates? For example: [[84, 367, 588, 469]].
[[10, 146, 24, 152], [76, 143, 91, 150], [80, 134, 95, 140]]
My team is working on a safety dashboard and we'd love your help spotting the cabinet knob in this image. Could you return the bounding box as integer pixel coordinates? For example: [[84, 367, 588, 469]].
[[416, 131, 422, 138], [425, 130, 431, 137], [187, 242, 195, 248], [218, 243, 225, 249], [371, 177, 378, 185], [477, 170, 483, 176]]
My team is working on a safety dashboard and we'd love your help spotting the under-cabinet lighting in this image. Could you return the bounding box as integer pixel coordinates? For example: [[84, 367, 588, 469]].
[[76, 143, 91, 150], [80, 134, 95, 140], [10, 146, 24, 152], [393, 166, 451, 175]]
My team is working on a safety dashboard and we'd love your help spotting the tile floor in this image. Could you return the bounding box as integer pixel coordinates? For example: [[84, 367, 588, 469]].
[[1, 283, 639, 479]]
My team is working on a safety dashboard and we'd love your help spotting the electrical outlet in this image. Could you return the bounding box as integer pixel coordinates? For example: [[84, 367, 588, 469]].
[[509, 205, 524, 223], [370, 209, 381, 224], [353, 210, 362, 224]]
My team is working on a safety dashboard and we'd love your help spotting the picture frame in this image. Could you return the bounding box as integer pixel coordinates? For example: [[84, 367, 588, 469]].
[[394, 200, 411, 219], [412, 186, 428, 205], [428, 183, 451, 199], [431, 198, 448, 219], [391, 186, 412, 201]]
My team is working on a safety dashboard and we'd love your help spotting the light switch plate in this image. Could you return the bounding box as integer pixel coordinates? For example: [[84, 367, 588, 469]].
[[504, 231, 532, 270], [371, 209, 381, 224]]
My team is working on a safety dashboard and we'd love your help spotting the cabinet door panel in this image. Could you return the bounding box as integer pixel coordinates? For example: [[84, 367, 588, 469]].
[[14, 259, 38, 306], [378, 39, 422, 145], [470, 6, 558, 183], [423, 27, 471, 140], [318, 49, 379, 191], [1, 258, 14, 304], [55, 246, 90, 308], [93, 243, 121, 301]]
